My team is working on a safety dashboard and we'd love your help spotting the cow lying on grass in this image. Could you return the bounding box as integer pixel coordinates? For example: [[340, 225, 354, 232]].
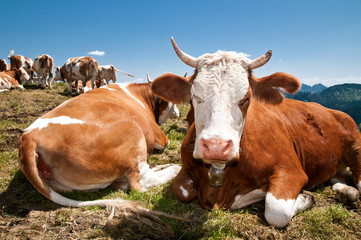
[[19, 81, 181, 221], [0, 68, 30, 92], [150, 37, 361, 228]]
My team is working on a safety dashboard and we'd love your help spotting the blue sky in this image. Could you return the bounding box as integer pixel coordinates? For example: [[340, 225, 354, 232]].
[[1, 0, 361, 87]]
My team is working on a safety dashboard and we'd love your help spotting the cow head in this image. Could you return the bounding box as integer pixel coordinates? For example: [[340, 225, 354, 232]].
[[15, 68, 31, 84], [147, 73, 180, 125], [152, 38, 300, 170], [54, 67, 64, 82]]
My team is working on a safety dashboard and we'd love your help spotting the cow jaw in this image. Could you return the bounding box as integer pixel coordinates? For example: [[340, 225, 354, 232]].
[[191, 51, 251, 165]]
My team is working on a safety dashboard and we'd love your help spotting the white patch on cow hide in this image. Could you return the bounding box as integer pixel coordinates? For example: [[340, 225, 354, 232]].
[[100, 85, 116, 91], [24, 116, 85, 133], [138, 160, 181, 191], [230, 189, 266, 210], [180, 185, 189, 197], [115, 83, 146, 110], [264, 192, 314, 228], [0, 77, 11, 90]]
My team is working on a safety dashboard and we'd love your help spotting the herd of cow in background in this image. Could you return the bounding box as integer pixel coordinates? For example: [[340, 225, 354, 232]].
[[0, 50, 135, 93]]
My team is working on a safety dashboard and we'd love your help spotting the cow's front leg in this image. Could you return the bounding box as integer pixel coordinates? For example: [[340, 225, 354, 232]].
[[173, 167, 197, 202], [230, 189, 267, 210], [265, 170, 314, 228]]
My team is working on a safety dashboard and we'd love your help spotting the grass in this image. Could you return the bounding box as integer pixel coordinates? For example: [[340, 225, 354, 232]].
[[0, 83, 361, 239]]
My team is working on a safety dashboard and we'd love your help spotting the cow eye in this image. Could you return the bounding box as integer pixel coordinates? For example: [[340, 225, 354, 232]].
[[239, 98, 250, 107], [193, 95, 204, 104]]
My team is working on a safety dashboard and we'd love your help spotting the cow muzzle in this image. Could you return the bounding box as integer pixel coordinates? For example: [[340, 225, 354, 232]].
[[200, 138, 233, 161], [208, 163, 225, 187]]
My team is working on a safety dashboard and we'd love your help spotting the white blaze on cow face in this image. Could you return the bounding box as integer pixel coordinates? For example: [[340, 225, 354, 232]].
[[191, 51, 251, 162]]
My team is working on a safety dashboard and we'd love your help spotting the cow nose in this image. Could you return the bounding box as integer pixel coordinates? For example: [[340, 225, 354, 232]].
[[200, 138, 232, 160]]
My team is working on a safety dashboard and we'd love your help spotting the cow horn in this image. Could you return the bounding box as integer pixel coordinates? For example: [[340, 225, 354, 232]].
[[249, 50, 272, 70], [171, 37, 198, 68], [146, 72, 152, 84]]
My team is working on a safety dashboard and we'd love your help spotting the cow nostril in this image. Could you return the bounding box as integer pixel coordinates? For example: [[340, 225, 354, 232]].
[[223, 141, 232, 152], [203, 142, 209, 151]]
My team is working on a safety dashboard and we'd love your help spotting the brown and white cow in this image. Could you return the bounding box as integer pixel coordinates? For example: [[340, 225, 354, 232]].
[[151, 37, 361, 228], [0, 68, 30, 92], [54, 56, 98, 94], [97, 65, 135, 84], [32, 54, 54, 88], [8, 50, 33, 80], [19, 82, 180, 214], [0, 59, 10, 71]]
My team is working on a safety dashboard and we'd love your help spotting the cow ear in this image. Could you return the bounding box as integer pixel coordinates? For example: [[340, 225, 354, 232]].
[[151, 73, 192, 104], [249, 72, 301, 105]]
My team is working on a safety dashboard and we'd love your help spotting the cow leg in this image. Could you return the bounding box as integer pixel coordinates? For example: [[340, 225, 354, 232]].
[[172, 167, 197, 202], [152, 124, 170, 151], [68, 81, 72, 94], [330, 163, 359, 203], [137, 161, 181, 191], [264, 170, 314, 228], [41, 74, 46, 88], [76, 80, 80, 93], [230, 189, 267, 210]]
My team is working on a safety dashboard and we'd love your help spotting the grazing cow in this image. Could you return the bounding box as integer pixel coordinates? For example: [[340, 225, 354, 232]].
[[97, 65, 135, 84], [54, 56, 98, 94], [0, 68, 30, 92], [0, 59, 10, 71], [32, 54, 54, 88], [151, 37, 361, 228], [8, 50, 33, 80], [19, 82, 180, 216]]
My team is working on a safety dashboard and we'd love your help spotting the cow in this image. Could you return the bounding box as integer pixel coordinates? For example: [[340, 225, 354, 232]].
[[8, 50, 33, 81], [0, 68, 30, 92], [32, 54, 54, 88], [54, 56, 98, 94], [18, 81, 181, 219], [97, 65, 135, 85], [150, 37, 361, 228], [0, 59, 10, 71]]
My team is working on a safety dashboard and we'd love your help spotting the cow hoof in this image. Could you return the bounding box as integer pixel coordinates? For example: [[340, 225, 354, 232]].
[[299, 192, 315, 211], [332, 183, 360, 203]]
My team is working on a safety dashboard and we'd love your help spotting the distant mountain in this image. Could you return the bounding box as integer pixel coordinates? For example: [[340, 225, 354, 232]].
[[300, 83, 327, 93], [286, 83, 361, 130]]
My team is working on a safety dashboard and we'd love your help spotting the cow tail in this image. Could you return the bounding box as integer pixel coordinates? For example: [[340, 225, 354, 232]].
[[8, 50, 14, 59], [18, 134, 188, 226]]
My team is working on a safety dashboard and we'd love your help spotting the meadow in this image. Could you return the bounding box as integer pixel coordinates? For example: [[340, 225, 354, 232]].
[[0, 83, 361, 239]]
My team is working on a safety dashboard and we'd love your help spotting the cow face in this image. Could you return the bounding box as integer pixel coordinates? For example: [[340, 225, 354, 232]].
[[189, 52, 252, 163], [16, 68, 31, 83], [54, 67, 63, 81], [152, 38, 300, 168], [158, 99, 180, 125]]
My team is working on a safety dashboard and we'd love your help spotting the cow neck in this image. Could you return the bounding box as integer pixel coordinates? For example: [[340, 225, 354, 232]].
[[126, 83, 158, 121]]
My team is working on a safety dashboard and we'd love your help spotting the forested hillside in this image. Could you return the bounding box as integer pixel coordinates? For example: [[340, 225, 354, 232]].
[[286, 83, 361, 130]]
